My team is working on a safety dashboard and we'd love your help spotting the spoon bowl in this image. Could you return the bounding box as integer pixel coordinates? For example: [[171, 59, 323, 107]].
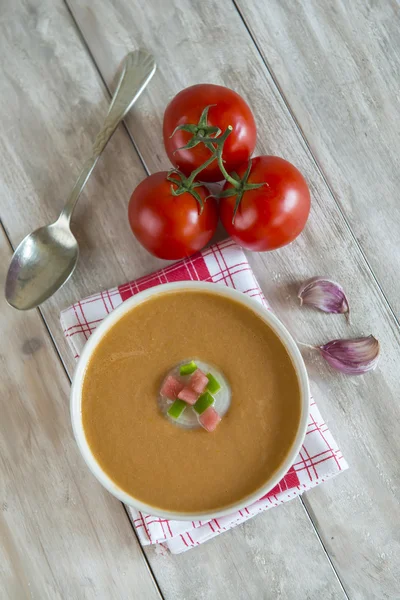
[[5, 218, 79, 310]]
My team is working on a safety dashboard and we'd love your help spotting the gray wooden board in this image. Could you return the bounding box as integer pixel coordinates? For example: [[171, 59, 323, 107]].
[[0, 2, 162, 599], [0, 226, 161, 599], [65, 1, 400, 598], [234, 0, 400, 322]]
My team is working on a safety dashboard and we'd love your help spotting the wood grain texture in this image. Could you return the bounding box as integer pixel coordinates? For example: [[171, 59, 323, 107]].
[[234, 0, 400, 320], [0, 227, 161, 599], [65, 1, 400, 598], [145, 503, 346, 600], [0, 0, 164, 365], [0, 1, 346, 600]]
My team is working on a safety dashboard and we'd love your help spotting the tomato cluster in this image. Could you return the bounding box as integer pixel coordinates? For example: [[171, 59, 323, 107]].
[[128, 83, 310, 259]]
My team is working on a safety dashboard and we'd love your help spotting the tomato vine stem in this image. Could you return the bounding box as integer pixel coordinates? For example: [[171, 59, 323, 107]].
[[168, 105, 267, 220], [166, 127, 233, 213]]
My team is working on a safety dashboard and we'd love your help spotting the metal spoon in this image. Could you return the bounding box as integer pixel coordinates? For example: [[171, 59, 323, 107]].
[[5, 50, 156, 310]]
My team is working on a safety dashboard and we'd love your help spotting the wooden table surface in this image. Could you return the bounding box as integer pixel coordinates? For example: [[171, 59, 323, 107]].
[[1, 1, 399, 598]]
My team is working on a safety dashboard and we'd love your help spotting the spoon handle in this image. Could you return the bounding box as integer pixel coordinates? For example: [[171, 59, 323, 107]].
[[60, 50, 156, 222]]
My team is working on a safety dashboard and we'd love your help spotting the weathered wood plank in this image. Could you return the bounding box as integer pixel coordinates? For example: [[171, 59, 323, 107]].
[[0, 1, 164, 598], [65, 1, 400, 598], [0, 0, 163, 371], [145, 502, 346, 600], [233, 2, 400, 596], [234, 0, 400, 320], [0, 227, 161, 599], [0, 1, 346, 599]]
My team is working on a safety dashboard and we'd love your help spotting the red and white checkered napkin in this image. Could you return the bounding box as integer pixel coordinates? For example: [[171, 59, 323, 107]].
[[61, 239, 348, 554]]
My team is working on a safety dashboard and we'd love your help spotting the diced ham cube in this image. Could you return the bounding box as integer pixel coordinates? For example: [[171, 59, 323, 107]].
[[160, 375, 184, 399], [177, 386, 199, 405], [189, 369, 208, 394], [199, 406, 221, 432]]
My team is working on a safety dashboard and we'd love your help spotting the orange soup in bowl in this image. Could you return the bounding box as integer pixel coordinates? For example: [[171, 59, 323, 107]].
[[78, 287, 305, 516]]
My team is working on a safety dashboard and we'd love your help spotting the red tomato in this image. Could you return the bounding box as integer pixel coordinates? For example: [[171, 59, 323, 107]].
[[128, 171, 218, 260], [163, 84, 257, 183], [220, 156, 311, 251]]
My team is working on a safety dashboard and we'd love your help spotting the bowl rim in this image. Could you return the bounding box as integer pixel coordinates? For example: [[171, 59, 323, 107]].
[[70, 281, 310, 521]]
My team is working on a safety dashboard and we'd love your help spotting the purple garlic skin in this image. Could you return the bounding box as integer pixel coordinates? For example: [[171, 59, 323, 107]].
[[298, 277, 349, 318], [319, 335, 380, 375]]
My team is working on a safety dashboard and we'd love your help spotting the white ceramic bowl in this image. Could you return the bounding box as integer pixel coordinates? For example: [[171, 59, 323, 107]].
[[70, 281, 309, 521]]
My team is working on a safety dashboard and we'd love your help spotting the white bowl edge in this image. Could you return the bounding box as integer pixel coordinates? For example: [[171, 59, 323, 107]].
[[70, 281, 310, 521]]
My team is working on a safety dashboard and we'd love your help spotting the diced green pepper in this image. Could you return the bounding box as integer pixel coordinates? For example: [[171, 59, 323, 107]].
[[179, 360, 198, 376], [167, 399, 187, 419], [206, 373, 221, 394], [194, 391, 214, 414]]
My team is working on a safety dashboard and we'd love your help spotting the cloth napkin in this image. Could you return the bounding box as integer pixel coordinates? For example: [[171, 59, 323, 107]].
[[61, 239, 348, 554]]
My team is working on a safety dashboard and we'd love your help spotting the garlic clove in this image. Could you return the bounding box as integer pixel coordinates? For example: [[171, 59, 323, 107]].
[[298, 277, 349, 319], [319, 335, 380, 375]]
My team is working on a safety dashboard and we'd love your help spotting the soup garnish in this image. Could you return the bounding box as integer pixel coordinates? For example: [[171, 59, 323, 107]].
[[161, 360, 224, 431]]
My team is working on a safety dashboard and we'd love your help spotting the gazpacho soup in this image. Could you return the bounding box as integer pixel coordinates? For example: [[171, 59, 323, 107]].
[[81, 289, 302, 514]]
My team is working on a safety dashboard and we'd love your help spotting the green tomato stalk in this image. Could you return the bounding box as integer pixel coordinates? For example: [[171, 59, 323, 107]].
[[167, 105, 266, 220]]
